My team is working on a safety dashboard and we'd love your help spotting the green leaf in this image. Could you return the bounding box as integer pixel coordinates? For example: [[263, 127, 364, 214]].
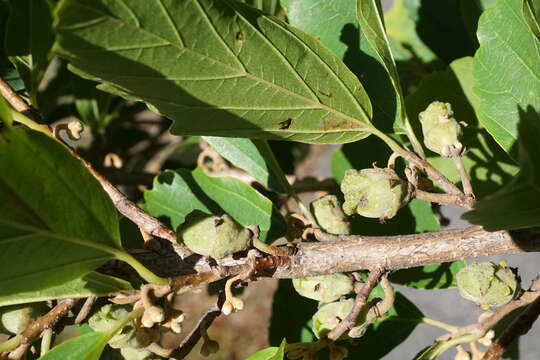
[[390, 261, 466, 289], [239, 0, 281, 15], [246, 339, 286, 360], [0, 127, 162, 297], [54, 0, 374, 144], [5, 0, 55, 107], [202, 137, 284, 192], [472, 0, 540, 156], [0, 95, 13, 126], [192, 167, 285, 233], [355, 0, 407, 132], [523, 0, 540, 41], [463, 108, 540, 230], [143, 169, 213, 231], [282, 0, 399, 132], [0, 272, 133, 307], [39, 331, 107, 360], [406, 57, 519, 198]]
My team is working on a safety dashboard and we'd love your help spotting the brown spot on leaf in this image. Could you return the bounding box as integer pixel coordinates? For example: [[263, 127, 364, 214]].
[[235, 31, 244, 40], [279, 118, 293, 130], [314, 283, 321, 292], [359, 195, 368, 209], [318, 90, 332, 98]]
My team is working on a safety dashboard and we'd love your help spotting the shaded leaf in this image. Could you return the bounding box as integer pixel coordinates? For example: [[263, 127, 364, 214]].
[[406, 57, 519, 198], [0, 127, 159, 296], [0, 94, 12, 126], [523, 0, 540, 41], [472, 0, 540, 156], [39, 332, 107, 360], [390, 261, 466, 290], [348, 291, 423, 359], [246, 339, 286, 360], [5, 0, 55, 107], [0, 272, 133, 307], [463, 107, 540, 230], [202, 137, 284, 192], [144, 169, 213, 231], [282, 0, 399, 132], [54, 0, 374, 144]]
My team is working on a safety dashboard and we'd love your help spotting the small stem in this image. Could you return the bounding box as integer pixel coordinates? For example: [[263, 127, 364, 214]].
[[252, 237, 289, 256], [40, 328, 53, 356], [415, 189, 470, 208], [106, 307, 145, 338], [452, 153, 475, 201], [402, 114, 426, 159], [114, 251, 168, 285], [11, 111, 50, 136], [421, 317, 459, 333], [0, 335, 22, 353]]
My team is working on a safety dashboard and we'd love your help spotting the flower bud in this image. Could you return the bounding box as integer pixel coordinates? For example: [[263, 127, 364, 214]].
[[419, 101, 463, 157], [456, 262, 519, 308], [0, 303, 48, 334], [311, 299, 354, 339], [178, 213, 251, 259], [292, 273, 353, 303], [341, 168, 408, 220], [310, 195, 350, 235], [89, 304, 159, 349]]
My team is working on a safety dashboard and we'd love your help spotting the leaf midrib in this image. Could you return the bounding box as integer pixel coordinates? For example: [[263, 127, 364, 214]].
[[63, 0, 372, 129]]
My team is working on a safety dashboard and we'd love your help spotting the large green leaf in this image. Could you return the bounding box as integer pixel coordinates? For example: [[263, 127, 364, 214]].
[[54, 0, 374, 144], [282, 0, 399, 132], [39, 332, 107, 360], [406, 57, 519, 198], [473, 0, 540, 156], [0, 272, 133, 307], [202, 137, 284, 192], [523, 0, 540, 41], [0, 127, 159, 297], [5, 0, 55, 107], [463, 108, 540, 230]]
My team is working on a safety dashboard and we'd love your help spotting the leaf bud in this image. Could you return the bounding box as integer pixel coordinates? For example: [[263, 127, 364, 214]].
[[0, 303, 48, 334], [178, 213, 251, 259], [310, 195, 351, 235], [311, 299, 354, 339], [292, 273, 353, 302], [341, 168, 409, 220], [419, 101, 463, 157], [456, 262, 519, 308]]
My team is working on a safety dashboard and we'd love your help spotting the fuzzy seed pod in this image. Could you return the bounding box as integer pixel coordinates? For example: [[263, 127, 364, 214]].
[[292, 273, 353, 303], [456, 262, 519, 308], [0, 303, 48, 334], [341, 168, 409, 220], [178, 213, 251, 259], [419, 101, 463, 157], [310, 195, 351, 235], [89, 304, 159, 349], [311, 299, 354, 339]]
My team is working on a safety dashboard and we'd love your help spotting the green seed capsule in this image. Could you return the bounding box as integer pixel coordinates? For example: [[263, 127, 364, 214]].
[[419, 101, 463, 157], [0, 303, 48, 334], [292, 273, 353, 302], [312, 299, 354, 339], [341, 168, 408, 220], [310, 195, 350, 235], [178, 213, 251, 259], [456, 262, 519, 308], [89, 304, 159, 349]]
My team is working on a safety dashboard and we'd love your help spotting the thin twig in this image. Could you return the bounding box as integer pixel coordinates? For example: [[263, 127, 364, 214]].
[[169, 292, 226, 359], [8, 299, 79, 359], [415, 189, 472, 208], [327, 267, 385, 340], [74, 296, 97, 324], [481, 294, 540, 360], [451, 149, 476, 202], [0, 78, 41, 123]]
